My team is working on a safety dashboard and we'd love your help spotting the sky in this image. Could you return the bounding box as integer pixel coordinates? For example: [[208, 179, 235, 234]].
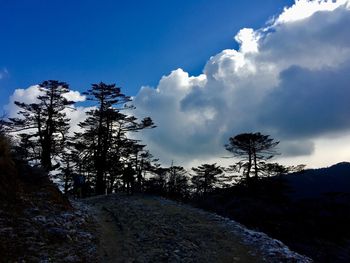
[[0, 0, 293, 105], [2, 0, 350, 169]]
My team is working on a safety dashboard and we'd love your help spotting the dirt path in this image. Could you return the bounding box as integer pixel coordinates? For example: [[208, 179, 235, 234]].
[[85, 194, 262, 263], [84, 194, 311, 263], [89, 204, 124, 262]]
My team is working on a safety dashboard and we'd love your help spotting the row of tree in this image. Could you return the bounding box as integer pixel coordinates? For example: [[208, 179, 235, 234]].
[[1, 79, 301, 197], [144, 164, 230, 200], [3, 80, 156, 195]]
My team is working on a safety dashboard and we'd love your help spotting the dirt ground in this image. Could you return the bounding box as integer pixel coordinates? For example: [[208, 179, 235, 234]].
[[85, 194, 262, 263]]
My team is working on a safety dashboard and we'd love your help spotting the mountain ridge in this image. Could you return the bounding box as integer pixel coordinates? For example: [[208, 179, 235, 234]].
[[283, 161, 350, 199]]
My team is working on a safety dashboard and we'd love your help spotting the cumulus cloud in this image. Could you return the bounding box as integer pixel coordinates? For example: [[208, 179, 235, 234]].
[[133, 0, 350, 167], [5, 85, 42, 116], [234, 28, 259, 54], [63, 90, 86, 102], [260, 63, 350, 139], [274, 0, 350, 24]]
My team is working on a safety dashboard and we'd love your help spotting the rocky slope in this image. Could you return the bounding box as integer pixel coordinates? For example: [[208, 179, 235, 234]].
[[85, 194, 312, 263], [0, 161, 98, 262]]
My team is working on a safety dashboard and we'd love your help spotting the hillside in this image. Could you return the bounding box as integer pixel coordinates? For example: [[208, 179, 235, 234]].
[[0, 165, 311, 263], [0, 137, 98, 262], [193, 162, 350, 262], [84, 193, 311, 263], [284, 162, 350, 199]]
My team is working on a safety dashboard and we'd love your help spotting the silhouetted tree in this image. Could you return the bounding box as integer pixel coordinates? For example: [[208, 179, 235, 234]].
[[134, 147, 160, 193], [167, 165, 190, 200], [259, 162, 289, 177], [191, 163, 224, 196], [139, 150, 160, 178], [143, 167, 168, 195], [0, 114, 10, 137], [76, 82, 155, 194], [122, 163, 135, 194], [14, 133, 40, 165], [8, 80, 74, 171], [225, 132, 279, 180], [58, 153, 74, 194], [122, 140, 146, 192]]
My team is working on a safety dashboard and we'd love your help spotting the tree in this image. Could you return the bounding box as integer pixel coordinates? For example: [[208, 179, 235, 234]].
[[191, 163, 224, 196], [121, 140, 146, 192], [57, 152, 74, 194], [225, 132, 279, 180], [138, 150, 160, 183], [0, 113, 10, 137], [14, 133, 41, 165], [76, 82, 155, 194], [260, 163, 305, 177], [143, 167, 168, 196], [9, 80, 74, 171], [167, 165, 189, 200]]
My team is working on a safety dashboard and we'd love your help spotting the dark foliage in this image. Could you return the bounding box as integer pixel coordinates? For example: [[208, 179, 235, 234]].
[[73, 82, 155, 194], [167, 166, 190, 200], [0, 135, 20, 202], [225, 132, 279, 180], [191, 163, 350, 263], [191, 163, 228, 196], [8, 80, 74, 171]]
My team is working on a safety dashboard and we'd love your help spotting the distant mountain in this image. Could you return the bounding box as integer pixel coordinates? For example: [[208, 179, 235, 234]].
[[283, 162, 350, 199]]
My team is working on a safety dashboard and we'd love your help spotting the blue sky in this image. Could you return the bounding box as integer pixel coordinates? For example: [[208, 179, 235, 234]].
[[0, 0, 293, 107], [3, 0, 350, 168]]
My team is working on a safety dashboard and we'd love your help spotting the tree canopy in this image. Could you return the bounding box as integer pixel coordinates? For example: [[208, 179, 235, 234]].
[[225, 132, 279, 180], [8, 80, 74, 171]]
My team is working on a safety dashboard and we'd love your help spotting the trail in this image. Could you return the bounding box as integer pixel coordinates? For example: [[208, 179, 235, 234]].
[[84, 194, 311, 263], [88, 203, 124, 262]]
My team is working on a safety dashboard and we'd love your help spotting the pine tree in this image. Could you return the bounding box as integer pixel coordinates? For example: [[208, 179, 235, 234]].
[[9, 80, 74, 171], [191, 163, 224, 196], [167, 165, 189, 200], [225, 132, 279, 180], [76, 82, 155, 194]]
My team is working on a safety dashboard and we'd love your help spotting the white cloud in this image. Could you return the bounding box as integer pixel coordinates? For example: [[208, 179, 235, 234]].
[[133, 0, 350, 168], [275, 0, 350, 25], [63, 106, 92, 134], [5, 85, 42, 116], [234, 28, 259, 54], [63, 90, 86, 102]]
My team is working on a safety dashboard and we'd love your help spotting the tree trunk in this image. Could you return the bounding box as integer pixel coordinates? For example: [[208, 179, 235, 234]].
[[95, 156, 106, 195], [41, 139, 52, 171], [253, 150, 258, 178], [137, 159, 143, 192], [95, 170, 105, 195], [246, 150, 252, 181]]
